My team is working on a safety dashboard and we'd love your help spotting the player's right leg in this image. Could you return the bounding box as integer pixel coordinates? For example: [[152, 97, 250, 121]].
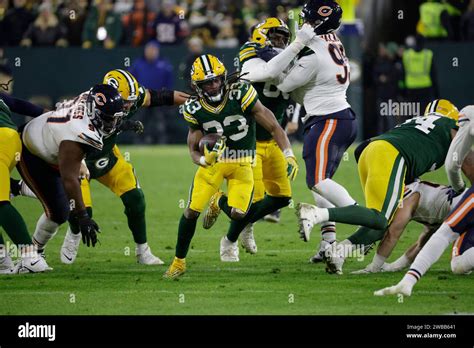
[[17, 144, 70, 258], [61, 178, 92, 264], [451, 228, 474, 275], [0, 128, 51, 273], [164, 166, 224, 278]]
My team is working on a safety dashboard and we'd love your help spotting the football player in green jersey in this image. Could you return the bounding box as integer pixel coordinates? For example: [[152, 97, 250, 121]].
[[164, 54, 298, 279], [58, 69, 189, 265], [233, 17, 298, 254], [0, 93, 52, 273], [298, 99, 463, 274]]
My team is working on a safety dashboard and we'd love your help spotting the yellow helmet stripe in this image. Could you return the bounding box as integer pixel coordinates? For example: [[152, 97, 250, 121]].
[[116, 69, 137, 98]]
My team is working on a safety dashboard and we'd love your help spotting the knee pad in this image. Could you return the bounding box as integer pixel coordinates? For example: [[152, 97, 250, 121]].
[[50, 206, 70, 225], [121, 188, 146, 218]]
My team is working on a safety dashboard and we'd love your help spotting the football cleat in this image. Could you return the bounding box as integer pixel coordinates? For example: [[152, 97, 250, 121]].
[[203, 191, 223, 229], [296, 203, 325, 242], [240, 223, 257, 254], [263, 209, 281, 223], [13, 255, 52, 274], [0, 252, 14, 272], [136, 246, 165, 265], [309, 240, 331, 263], [374, 282, 413, 297], [351, 262, 383, 274], [163, 257, 186, 279], [220, 236, 239, 262], [60, 228, 81, 264], [324, 241, 345, 275]]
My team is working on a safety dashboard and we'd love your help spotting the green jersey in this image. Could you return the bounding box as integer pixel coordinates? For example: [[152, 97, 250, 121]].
[[86, 85, 147, 179], [182, 81, 259, 161], [374, 115, 458, 180], [0, 99, 16, 130], [239, 42, 290, 141]]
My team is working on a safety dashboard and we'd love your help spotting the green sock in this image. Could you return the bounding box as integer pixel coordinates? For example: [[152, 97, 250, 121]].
[[176, 214, 197, 258], [0, 202, 32, 245], [328, 205, 388, 230], [69, 206, 93, 234], [218, 195, 233, 218], [122, 188, 147, 244], [226, 196, 291, 242], [348, 226, 386, 246]]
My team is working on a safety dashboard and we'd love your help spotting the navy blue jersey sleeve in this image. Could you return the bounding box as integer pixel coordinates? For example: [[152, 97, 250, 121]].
[[0, 93, 44, 117]]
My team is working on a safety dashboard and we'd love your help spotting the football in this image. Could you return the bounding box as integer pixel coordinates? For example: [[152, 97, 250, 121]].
[[198, 133, 222, 154]]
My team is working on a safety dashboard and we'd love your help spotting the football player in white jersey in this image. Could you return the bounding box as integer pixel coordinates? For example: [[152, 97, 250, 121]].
[[275, 0, 358, 260], [375, 106, 474, 296], [352, 181, 468, 274], [17, 84, 125, 260]]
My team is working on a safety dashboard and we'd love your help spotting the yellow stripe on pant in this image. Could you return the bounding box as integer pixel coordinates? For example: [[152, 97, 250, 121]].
[[0, 128, 21, 202], [253, 139, 292, 203], [80, 145, 138, 207], [357, 140, 407, 223]]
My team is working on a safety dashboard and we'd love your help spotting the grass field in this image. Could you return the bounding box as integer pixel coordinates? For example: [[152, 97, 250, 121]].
[[1, 144, 472, 315]]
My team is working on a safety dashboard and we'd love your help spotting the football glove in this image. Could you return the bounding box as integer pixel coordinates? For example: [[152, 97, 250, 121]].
[[203, 137, 226, 166], [286, 156, 299, 181], [71, 210, 100, 247], [118, 120, 144, 134]]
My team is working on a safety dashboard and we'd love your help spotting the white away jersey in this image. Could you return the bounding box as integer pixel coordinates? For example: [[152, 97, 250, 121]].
[[404, 181, 467, 226], [22, 93, 103, 165], [277, 33, 351, 119]]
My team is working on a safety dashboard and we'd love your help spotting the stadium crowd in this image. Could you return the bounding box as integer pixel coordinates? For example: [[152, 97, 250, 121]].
[[0, 0, 308, 48]]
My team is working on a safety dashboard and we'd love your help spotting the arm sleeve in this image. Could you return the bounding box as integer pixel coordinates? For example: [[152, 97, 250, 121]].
[[0, 93, 44, 117], [445, 108, 474, 191], [276, 54, 318, 93], [240, 41, 305, 82], [149, 88, 174, 106]]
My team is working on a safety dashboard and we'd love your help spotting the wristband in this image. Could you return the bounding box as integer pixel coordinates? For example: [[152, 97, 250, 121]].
[[199, 156, 208, 167], [283, 148, 295, 158]]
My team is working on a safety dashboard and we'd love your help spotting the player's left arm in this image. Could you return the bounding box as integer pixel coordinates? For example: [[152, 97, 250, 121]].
[[276, 54, 318, 93], [251, 99, 298, 180], [0, 93, 45, 117], [142, 89, 190, 107]]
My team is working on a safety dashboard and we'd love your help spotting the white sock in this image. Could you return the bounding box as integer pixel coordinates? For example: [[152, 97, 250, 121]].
[[136, 242, 148, 254], [32, 213, 59, 251], [312, 192, 336, 242], [451, 248, 474, 274], [313, 179, 357, 207], [402, 223, 458, 285], [372, 253, 387, 269], [386, 253, 410, 271], [20, 180, 37, 199]]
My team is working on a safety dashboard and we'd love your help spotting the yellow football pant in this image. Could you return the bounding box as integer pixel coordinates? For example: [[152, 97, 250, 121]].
[[0, 128, 21, 202], [358, 140, 407, 223], [253, 139, 291, 202], [81, 146, 138, 207], [189, 161, 254, 213]]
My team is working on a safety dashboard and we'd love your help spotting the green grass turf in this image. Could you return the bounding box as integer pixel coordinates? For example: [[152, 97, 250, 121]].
[[1, 144, 472, 315]]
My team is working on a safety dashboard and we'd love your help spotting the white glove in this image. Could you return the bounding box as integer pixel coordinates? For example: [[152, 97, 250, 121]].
[[79, 159, 90, 181], [294, 23, 317, 46]]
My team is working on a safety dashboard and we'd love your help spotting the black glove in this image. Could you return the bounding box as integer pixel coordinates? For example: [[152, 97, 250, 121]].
[[71, 210, 100, 247], [447, 186, 466, 205], [118, 120, 144, 134]]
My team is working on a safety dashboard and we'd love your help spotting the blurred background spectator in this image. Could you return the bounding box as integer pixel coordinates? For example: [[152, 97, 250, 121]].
[[20, 2, 68, 47], [178, 36, 203, 91], [1, 0, 35, 46], [82, 0, 122, 49], [129, 40, 174, 143], [460, 0, 474, 40], [121, 0, 155, 46], [57, 0, 88, 46], [151, 0, 189, 45]]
